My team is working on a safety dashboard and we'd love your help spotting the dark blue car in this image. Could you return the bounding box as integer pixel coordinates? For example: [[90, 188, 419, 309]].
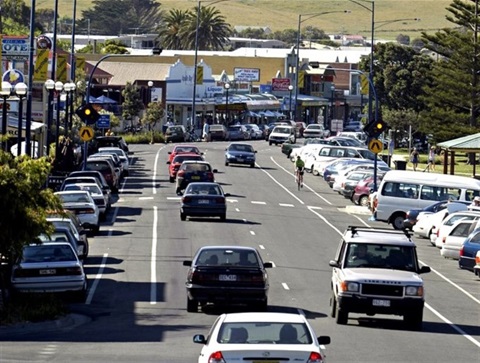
[[459, 226, 480, 272], [225, 143, 256, 168]]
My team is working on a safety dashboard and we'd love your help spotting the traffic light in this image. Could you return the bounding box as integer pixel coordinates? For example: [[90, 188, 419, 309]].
[[75, 103, 100, 125], [364, 120, 387, 138]]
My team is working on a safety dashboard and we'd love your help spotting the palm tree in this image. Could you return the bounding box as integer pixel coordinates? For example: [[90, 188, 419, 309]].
[[182, 5, 233, 51], [158, 9, 189, 50]]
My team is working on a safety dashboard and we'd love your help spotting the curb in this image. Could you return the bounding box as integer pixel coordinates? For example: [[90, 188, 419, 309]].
[[0, 313, 90, 336]]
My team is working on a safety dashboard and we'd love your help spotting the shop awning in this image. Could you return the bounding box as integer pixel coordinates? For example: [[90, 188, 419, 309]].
[[296, 94, 329, 106]]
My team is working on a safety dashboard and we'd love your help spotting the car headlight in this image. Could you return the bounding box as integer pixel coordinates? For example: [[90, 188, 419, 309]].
[[340, 281, 359, 292], [405, 286, 423, 296], [226, 153, 232, 158]]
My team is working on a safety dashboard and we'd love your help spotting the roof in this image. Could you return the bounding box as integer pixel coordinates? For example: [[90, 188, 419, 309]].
[[87, 61, 171, 85], [437, 133, 480, 152], [222, 312, 306, 324], [343, 227, 414, 246]]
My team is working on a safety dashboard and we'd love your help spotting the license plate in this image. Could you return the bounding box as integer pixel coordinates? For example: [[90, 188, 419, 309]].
[[253, 361, 279, 363], [39, 269, 56, 275], [219, 274, 237, 281], [198, 199, 210, 204], [372, 299, 390, 307], [236, 158, 244, 162], [191, 176, 200, 180]]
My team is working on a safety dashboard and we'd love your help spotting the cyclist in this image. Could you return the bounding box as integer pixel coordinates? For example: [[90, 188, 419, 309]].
[[295, 155, 305, 188]]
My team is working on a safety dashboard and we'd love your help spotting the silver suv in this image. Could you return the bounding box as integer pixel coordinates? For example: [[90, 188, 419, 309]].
[[329, 226, 431, 330]]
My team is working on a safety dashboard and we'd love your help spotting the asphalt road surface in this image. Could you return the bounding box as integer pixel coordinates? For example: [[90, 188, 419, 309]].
[[1, 141, 479, 363]]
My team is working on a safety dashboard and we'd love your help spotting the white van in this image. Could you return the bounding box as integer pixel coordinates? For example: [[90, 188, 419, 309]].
[[375, 170, 480, 229]]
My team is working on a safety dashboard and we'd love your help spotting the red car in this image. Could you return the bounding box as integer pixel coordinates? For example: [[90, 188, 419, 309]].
[[167, 153, 205, 183], [351, 176, 379, 207], [167, 144, 203, 164]]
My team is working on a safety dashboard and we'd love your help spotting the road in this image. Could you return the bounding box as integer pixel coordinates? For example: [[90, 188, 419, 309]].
[[1, 141, 479, 363]]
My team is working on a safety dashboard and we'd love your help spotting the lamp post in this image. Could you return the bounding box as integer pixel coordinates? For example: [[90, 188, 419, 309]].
[[54, 81, 63, 160], [288, 84, 293, 119], [68, 82, 76, 134], [63, 82, 75, 137], [294, 10, 350, 122], [14, 82, 28, 157], [44, 79, 55, 157], [148, 80, 154, 104], [224, 83, 230, 125], [192, 0, 230, 129], [1, 81, 12, 151], [330, 85, 335, 131]]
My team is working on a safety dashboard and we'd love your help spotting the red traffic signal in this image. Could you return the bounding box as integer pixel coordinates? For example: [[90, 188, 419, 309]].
[[75, 104, 100, 125]]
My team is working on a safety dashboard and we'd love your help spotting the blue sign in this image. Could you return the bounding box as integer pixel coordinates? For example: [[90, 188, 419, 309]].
[[260, 84, 272, 93], [97, 114, 111, 129]]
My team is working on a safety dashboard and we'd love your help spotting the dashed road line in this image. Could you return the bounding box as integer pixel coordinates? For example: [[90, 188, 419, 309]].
[[279, 203, 295, 207], [251, 201, 267, 205], [282, 283, 290, 290]]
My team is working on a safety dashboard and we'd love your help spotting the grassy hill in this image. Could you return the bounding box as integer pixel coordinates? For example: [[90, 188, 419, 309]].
[[39, 0, 454, 41]]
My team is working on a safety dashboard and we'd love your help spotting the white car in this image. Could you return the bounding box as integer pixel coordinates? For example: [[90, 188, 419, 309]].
[[54, 190, 100, 233], [303, 124, 329, 139], [430, 211, 480, 247], [289, 144, 323, 163], [413, 203, 468, 239], [193, 312, 331, 363], [440, 219, 476, 259], [97, 146, 130, 176], [61, 182, 108, 218]]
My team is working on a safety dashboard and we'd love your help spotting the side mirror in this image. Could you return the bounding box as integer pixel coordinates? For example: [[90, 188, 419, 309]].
[[254, 150, 257, 153], [183, 260, 192, 267], [329, 260, 339, 268], [419, 265, 431, 274], [168, 151, 172, 154], [166, 161, 171, 164], [193, 334, 206, 344], [317, 336, 331, 345], [213, 169, 218, 173], [263, 262, 273, 268], [224, 193, 231, 197]]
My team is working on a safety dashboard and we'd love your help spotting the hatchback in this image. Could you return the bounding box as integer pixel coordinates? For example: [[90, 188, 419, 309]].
[[175, 161, 217, 195], [209, 124, 228, 141], [167, 153, 205, 183], [165, 125, 189, 143]]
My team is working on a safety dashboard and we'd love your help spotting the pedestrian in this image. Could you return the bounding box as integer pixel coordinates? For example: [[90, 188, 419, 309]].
[[427, 146, 436, 172], [410, 147, 419, 171], [105, 129, 114, 136], [202, 120, 210, 142]]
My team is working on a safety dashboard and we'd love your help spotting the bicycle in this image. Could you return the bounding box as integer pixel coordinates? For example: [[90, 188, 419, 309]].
[[295, 168, 304, 190]]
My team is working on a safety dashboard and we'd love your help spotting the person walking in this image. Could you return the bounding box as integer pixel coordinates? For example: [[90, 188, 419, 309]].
[[410, 147, 419, 171], [202, 121, 210, 142], [426, 146, 436, 172]]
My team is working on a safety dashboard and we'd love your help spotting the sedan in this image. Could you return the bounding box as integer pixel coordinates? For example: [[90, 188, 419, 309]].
[[167, 153, 205, 183], [227, 125, 248, 141], [183, 246, 272, 312], [37, 226, 87, 261], [54, 190, 100, 234], [459, 227, 480, 272], [11, 242, 88, 302], [245, 124, 263, 139], [175, 161, 217, 195], [209, 124, 228, 141], [303, 124, 328, 139], [61, 183, 108, 219], [440, 219, 476, 259], [180, 182, 229, 221], [225, 143, 256, 168], [167, 144, 203, 163], [403, 200, 469, 230], [97, 147, 130, 176], [193, 312, 330, 363]]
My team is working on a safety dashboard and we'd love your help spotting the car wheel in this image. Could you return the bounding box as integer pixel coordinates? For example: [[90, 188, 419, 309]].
[[330, 291, 336, 318], [250, 163, 255, 168], [93, 225, 100, 234], [335, 300, 348, 325], [254, 299, 268, 312], [404, 309, 423, 331], [187, 298, 198, 312], [312, 168, 319, 176], [269, 141, 272, 146], [169, 176, 174, 183], [391, 213, 406, 230], [180, 212, 186, 221], [225, 161, 229, 166], [220, 213, 226, 221], [359, 195, 369, 207]]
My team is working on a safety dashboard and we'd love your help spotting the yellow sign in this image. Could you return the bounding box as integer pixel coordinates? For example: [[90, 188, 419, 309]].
[[368, 138, 384, 154], [76, 56, 86, 72], [197, 66, 203, 85], [360, 73, 369, 95], [57, 54, 68, 82], [33, 49, 49, 82], [79, 126, 94, 142], [298, 70, 305, 88]]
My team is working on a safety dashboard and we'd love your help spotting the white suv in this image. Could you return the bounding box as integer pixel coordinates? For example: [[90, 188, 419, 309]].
[[268, 125, 296, 145], [329, 226, 431, 330]]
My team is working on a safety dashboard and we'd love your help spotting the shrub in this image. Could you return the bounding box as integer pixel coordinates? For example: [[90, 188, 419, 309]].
[[121, 131, 165, 144]]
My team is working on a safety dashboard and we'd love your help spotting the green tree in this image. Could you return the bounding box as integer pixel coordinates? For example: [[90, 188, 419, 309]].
[[81, 0, 164, 36], [269, 29, 298, 46], [157, 9, 189, 50], [122, 82, 144, 127], [0, 152, 63, 303], [420, 0, 480, 135], [235, 27, 267, 39], [142, 102, 165, 143]]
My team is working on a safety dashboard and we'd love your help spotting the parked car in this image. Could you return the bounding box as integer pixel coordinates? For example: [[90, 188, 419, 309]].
[[440, 219, 476, 259], [88, 153, 123, 183], [54, 190, 100, 234], [97, 147, 130, 176], [167, 144, 203, 163], [403, 200, 452, 230], [474, 251, 480, 276], [459, 227, 480, 272], [192, 312, 330, 363], [47, 216, 90, 260], [413, 204, 470, 240], [165, 125, 189, 143], [61, 182, 109, 219], [225, 142, 256, 168], [60, 176, 112, 208], [37, 226, 87, 261], [281, 142, 302, 158], [183, 246, 272, 312], [93, 135, 129, 154], [81, 158, 119, 192], [431, 211, 480, 247], [175, 160, 217, 195], [180, 182, 230, 221], [327, 136, 365, 147], [209, 124, 228, 141], [268, 125, 296, 145], [244, 124, 263, 139], [227, 125, 248, 141], [67, 170, 112, 197], [303, 124, 329, 139], [352, 176, 380, 207], [11, 242, 88, 302], [167, 153, 205, 183]]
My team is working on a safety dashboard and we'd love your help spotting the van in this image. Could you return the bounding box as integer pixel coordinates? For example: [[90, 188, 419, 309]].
[[375, 170, 480, 230], [268, 125, 296, 145]]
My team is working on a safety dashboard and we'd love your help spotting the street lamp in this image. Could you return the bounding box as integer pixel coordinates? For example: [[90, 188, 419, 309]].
[[68, 82, 76, 134], [1, 81, 12, 151], [54, 81, 64, 160], [44, 79, 55, 157], [294, 10, 350, 122], [330, 85, 335, 131], [224, 82, 230, 125], [63, 82, 75, 136], [192, 0, 230, 129], [14, 82, 28, 157], [288, 85, 293, 119], [148, 80, 154, 104]]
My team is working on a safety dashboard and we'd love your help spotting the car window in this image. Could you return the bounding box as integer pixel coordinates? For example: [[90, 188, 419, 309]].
[[216, 322, 312, 344], [22, 244, 76, 263]]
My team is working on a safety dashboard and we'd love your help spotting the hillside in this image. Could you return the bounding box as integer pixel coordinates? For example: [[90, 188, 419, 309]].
[[39, 0, 454, 40]]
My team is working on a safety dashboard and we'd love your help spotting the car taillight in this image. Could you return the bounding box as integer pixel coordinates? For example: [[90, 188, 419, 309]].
[[459, 247, 464, 257], [182, 196, 192, 203], [65, 267, 84, 275], [251, 273, 266, 283], [475, 253, 480, 264], [177, 171, 185, 177], [207, 172, 214, 181], [307, 351, 324, 363], [208, 351, 225, 363], [215, 197, 225, 204]]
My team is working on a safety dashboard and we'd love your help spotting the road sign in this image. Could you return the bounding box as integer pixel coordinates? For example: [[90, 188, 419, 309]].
[[97, 114, 111, 129], [368, 138, 384, 154], [79, 126, 94, 142]]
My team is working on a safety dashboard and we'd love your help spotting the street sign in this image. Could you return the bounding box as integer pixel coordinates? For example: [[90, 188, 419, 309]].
[[79, 126, 94, 142], [97, 114, 111, 129], [368, 138, 384, 154]]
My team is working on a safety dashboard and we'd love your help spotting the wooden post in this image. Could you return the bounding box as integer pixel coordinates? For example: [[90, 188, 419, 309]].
[[450, 151, 455, 175], [443, 149, 448, 174]]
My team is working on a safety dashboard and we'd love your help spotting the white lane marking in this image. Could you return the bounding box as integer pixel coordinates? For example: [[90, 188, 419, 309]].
[[235, 208, 240, 212], [259, 245, 265, 249], [282, 283, 290, 290], [257, 161, 305, 205], [250, 231, 256, 235], [227, 199, 238, 203], [86, 253, 108, 305], [307, 208, 343, 236], [352, 214, 372, 227], [151, 206, 158, 304], [153, 145, 167, 194], [270, 157, 332, 205], [167, 197, 181, 200], [251, 201, 267, 205], [243, 218, 247, 223], [279, 203, 294, 207], [308, 206, 323, 210], [425, 303, 480, 348], [139, 197, 154, 200]]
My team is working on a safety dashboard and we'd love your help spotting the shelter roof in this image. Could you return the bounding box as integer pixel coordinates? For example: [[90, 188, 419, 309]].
[[437, 133, 480, 152], [87, 61, 171, 85]]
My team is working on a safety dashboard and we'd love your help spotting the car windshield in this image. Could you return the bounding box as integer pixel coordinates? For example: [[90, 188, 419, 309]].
[[345, 243, 416, 271], [216, 322, 313, 344], [174, 155, 203, 163], [183, 163, 211, 172], [228, 126, 241, 132], [38, 232, 70, 243], [174, 146, 200, 154], [273, 127, 290, 134], [57, 193, 91, 203], [196, 249, 259, 267], [186, 184, 222, 195], [228, 144, 254, 152], [21, 244, 76, 263]]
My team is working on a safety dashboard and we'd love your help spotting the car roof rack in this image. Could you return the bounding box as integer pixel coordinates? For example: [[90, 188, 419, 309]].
[[347, 226, 411, 238]]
